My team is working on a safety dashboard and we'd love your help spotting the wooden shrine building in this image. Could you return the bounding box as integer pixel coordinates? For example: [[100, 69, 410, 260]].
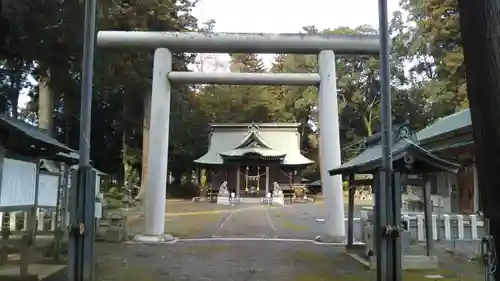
[[328, 123, 460, 250], [194, 122, 314, 198]]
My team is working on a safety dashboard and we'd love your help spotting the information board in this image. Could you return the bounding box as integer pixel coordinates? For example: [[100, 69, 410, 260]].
[[0, 158, 37, 207], [37, 173, 60, 207]]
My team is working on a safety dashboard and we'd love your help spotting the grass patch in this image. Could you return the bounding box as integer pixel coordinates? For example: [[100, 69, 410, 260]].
[[289, 249, 483, 281], [278, 220, 308, 231], [165, 213, 224, 238]]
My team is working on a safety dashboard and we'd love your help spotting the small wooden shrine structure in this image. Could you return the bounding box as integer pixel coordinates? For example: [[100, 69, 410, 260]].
[[329, 123, 460, 269], [0, 114, 76, 279]]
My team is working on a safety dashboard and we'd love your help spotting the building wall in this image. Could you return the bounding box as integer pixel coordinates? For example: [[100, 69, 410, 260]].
[[420, 130, 479, 215], [425, 166, 478, 214]]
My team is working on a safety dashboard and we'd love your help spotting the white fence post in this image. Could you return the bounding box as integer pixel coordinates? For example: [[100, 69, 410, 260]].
[[470, 214, 478, 240], [37, 208, 44, 231], [417, 215, 425, 241], [443, 214, 451, 240], [456, 214, 464, 240], [51, 211, 57, 231], [23, 212, 28, 231], [9, 212, 16, 231], [431, 214, 438, 240]]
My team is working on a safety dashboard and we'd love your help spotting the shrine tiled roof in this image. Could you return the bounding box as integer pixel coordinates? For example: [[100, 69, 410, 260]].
[[328, 138, 459, 175], [416, 109, 471, 142], [0, 115, 76, 161]]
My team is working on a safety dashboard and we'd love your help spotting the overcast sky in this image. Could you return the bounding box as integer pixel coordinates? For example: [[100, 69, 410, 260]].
[[18, 0, 401, 108], [191, 0, 400, 69]]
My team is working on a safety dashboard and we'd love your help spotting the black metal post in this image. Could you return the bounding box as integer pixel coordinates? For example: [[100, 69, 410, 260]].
[[347, 174, 355, 247], [377, 0, 401, 279], [374, 171, 388, 280], [423, 176, 434, 256], [393, 172, 403, 281], [68, 0, 97, 280]]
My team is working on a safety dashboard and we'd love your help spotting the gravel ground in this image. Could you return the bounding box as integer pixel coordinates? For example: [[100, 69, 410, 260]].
[[95, 240, 367, 281], [43, 201, 486, 281]]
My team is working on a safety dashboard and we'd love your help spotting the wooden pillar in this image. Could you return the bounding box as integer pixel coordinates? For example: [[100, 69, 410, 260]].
[[245, 166, 249, 192], [236, 166, 240, 198], [265, 166, 270, 195], [347, 174, 355, 248]]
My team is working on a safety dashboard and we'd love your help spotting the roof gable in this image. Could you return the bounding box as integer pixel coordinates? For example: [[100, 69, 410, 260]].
[[234, 123, 273, 150], [329, 124, 459, 176], [358, 122, 417, 153], [329, 138, 459, 175]]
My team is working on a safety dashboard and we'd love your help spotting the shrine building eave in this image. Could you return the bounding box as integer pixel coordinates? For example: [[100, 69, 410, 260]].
[[220, 147, 286, 159], [328, 138, 460, 176]]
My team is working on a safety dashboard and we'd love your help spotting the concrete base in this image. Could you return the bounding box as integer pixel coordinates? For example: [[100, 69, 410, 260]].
[[0, 264, 66, 280], [322, 235, 346, 243], [216, 196, 230, 205], [272, 197, 285, 206], [347, 252, 439, 270], [369, 255, 438, 270], [133, 234, 176, 244]]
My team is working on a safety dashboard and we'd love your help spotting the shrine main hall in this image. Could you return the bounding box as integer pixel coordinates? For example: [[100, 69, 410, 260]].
[[194, 123, 314, 197]]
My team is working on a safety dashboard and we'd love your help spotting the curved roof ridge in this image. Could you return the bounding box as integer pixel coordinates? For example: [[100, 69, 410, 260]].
[[234, 131, 273, 149]]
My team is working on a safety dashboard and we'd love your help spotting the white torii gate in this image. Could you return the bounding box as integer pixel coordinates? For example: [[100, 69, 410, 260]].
[[96, 31, 380, 242]]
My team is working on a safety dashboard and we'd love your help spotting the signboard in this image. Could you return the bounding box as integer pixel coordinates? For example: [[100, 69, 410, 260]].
[[37, 173, 60, 208], [0, 158, 37, 207]]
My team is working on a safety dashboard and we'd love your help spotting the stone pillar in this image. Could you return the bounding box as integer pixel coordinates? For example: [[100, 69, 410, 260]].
[[141, 48, 172, 239], [236, 166, 240, 198], [265, 166, 270, 195], [318, 50, 345, 241]]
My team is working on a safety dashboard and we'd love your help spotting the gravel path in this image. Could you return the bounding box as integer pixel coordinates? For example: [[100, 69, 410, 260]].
[[95, 240, 366, 281], [44, 202, 486, 281]]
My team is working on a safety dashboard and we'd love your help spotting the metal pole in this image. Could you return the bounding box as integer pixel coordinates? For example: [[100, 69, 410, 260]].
[[423, 177, 434, 256], [347, 174, 355, 247], [377, 0, 399, 279], [68, 0, 97, 279]]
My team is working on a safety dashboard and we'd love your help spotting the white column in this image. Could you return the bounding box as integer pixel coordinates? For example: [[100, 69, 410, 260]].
[[144, 48, 172, 236], [265, 166, 270, 194], [236, 166, 240, 198], [318, 50, 345, 240], [472, 162, 479, 212]]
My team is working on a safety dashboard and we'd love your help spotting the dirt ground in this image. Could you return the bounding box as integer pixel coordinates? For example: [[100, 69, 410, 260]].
[[48, 201, 487, 281]]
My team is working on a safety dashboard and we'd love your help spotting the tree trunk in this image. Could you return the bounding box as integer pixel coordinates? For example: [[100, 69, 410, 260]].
[[458, 1, 500, 278], [38, 69, 54, 135], [11, 61, 22, 118], [139, 92, 151, 199]]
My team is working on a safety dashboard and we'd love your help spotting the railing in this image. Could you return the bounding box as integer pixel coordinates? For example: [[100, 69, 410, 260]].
[[0, 209, 58, 233], [359, 211, 484, 241]]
